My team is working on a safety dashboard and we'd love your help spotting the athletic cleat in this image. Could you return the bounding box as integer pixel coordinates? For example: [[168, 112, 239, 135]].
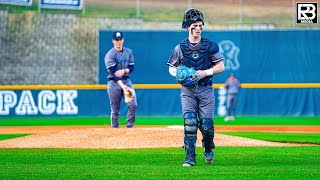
[[182, 160, 196, 167], [182, 162, 193, 167], [204, 151, 214, 164]]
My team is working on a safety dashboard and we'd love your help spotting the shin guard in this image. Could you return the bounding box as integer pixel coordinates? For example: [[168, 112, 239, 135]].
[[183, 112, 198, 164], [199, 118, 215, 151]]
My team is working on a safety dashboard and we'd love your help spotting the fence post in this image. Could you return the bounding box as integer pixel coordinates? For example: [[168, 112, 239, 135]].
[[38, 0, 41, 14], [292, 0, 295, 28], [188, 0, 192, 8], [136, 0, 141, 17], [82, 0, 86, 15], [239, 0, 243, 24]]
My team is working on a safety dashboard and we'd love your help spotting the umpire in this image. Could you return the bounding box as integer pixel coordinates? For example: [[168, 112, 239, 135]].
[[104, 31, 137, 128], [167, 8, 225, 166]]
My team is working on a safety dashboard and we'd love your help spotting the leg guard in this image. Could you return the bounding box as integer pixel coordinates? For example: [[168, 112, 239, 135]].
[[199, 118, 215, 151], [183, 112, 198, 166]]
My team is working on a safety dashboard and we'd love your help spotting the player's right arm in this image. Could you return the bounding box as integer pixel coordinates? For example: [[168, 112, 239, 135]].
[[105, 51, 120, 80], [108, 66, 128, 90], [167, 45, 183, 77], [116, 80, 128, 90], [105, 50, 127, 89]]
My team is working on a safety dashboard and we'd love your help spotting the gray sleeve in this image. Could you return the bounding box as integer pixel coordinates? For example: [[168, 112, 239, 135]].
[[167, 44, 183, 67], [104, 49, 116, 69], [209, 42, 224, 63]]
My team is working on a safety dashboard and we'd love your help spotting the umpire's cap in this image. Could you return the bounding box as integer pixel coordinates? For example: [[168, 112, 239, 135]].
[[182, 8, 204, 29], [112, 31, 124, 40]]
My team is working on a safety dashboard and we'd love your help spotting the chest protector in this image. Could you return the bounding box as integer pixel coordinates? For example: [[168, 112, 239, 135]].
[[180, 38, 213, 86]]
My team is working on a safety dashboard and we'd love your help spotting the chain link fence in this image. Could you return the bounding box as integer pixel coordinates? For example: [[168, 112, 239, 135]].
[[0, 11, 182, 85]]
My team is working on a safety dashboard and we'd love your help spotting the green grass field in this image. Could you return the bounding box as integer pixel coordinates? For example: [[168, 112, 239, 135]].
[[1, 116, 319, 179], [1, 116, 320, 126], [0, 134, 31, 140], [219, 132, 320, 145], [0, 147, 319, 179]]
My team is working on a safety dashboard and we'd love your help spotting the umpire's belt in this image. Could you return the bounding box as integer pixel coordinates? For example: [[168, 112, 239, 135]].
[[109, 76, 129, 81]]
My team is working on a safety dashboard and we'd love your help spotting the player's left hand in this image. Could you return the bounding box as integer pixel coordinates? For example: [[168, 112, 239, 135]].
[[196, 70, 207, 79], [115, 69, 125, 77]]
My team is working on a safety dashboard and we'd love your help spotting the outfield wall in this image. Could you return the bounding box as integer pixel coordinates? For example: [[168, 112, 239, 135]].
[[0, 86, 319, 117], [99, 30, 320, 84], [0, 30, 319, 117], [98, 30, 320, 117]]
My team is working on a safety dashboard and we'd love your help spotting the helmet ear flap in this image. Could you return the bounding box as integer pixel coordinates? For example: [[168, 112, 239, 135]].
[[182, 8, 204, 29]]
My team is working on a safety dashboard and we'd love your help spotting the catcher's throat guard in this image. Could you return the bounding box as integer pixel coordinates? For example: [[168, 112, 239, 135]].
[[176, 65, 200, 86]]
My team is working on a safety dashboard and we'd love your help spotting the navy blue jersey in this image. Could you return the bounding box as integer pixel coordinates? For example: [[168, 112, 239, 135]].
[[167, 38, 223, 86], [167, 38, 223, 68]]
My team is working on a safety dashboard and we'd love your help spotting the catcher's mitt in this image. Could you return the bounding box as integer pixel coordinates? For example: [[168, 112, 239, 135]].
[[124, 87, 136, 103], [176, 65, 200, 86]]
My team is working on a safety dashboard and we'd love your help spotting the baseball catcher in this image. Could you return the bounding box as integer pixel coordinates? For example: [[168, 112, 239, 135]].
[[176, 65, 200, 86], [124, 87, 136, 103], [166, 8, 225, 167]]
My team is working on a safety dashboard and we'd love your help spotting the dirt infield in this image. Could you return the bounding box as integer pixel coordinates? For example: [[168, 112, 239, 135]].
[[0, 125, 319, 148]]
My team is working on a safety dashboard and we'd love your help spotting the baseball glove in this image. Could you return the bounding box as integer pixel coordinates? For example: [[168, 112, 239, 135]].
[[124, 87, 136, 103], [176, 65, 200, 86]]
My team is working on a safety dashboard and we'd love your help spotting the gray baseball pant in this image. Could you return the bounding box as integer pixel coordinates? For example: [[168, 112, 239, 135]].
[[107, 79, 137, 128]]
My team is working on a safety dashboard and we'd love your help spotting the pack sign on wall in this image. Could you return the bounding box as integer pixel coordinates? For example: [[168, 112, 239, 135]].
[[0, 0, 32, 6], [39, 0, 83, 10]]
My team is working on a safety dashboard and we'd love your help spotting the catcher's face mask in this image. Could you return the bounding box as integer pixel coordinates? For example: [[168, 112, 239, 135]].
[[182, 8, 204, 29]]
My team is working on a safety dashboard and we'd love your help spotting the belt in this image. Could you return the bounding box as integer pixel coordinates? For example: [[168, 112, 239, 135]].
[[187, 81, 212, 87], [109, 76, 129, 81], [197, 81, 212, 87]]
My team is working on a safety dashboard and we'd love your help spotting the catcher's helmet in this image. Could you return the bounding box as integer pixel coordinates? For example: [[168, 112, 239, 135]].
[[182, 8, 204, 29]]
